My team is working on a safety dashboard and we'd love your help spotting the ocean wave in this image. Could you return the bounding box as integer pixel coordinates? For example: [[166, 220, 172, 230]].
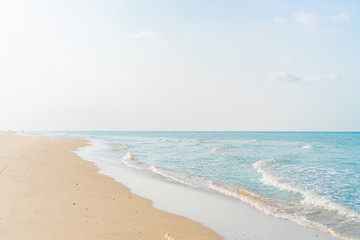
[[302, 145, 312, 149], [253, 159, 360, 221], [150, 166, 212, 188], [148, 165, 288, 217], [148, 164, 354, 240], [121, 152, 143, 170], [208, 182, 287, 217]]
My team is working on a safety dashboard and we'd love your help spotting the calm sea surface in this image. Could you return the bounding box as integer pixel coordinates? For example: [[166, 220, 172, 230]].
[[26, 131, 360, 239]]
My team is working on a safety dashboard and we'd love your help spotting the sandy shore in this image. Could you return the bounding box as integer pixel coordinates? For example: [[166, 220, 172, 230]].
[[0, 132, 221, 240]]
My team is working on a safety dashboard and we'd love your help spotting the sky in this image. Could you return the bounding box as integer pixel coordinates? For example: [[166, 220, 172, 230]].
[[0, 0, 359, 131]]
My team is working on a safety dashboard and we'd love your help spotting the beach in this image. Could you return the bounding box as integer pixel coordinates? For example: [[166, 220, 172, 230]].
[[0, 132, 221, 240], [1, 0, 358, 239]]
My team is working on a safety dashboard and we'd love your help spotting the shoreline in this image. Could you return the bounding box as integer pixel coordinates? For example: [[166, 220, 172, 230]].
[[0, 132, 221, 240], [76, 138, 340, 240]]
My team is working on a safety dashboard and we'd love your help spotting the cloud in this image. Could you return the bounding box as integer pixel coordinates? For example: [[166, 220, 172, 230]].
[[294, 12, 318, 26], [276, 12, 350, 26], [268, 71, 340, 83], [274, 17, 287, 23], [303, 73, 340, 83], [267, 71, 301, 83], [132, 30, 167, 44], [330, 13, 351, 22]]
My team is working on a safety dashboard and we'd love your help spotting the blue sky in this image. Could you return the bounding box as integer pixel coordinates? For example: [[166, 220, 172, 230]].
[[0, 0, 359, 131]]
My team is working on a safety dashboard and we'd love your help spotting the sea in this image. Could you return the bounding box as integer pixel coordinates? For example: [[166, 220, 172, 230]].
[[22, 131, 360, 240]]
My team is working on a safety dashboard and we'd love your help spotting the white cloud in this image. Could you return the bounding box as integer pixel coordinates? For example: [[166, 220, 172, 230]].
[[268, 72, 340, 83], [267, 71, 301, 82], [303, 73, 340, 83], [330, 13, 351, 22], [275, 12, 350, 26], [274, 17, 287, 23], [132, 30, 167, 44], [294, 12, 318, 26]]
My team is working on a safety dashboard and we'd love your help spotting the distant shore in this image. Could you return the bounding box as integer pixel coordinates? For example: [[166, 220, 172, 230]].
[[0, 132, 221, 240]]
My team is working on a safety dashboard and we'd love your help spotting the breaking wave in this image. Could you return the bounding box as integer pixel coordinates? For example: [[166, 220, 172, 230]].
[[253, 159, 360, 221], [302, 145, 312, 149], [123, 156, 352, 239]]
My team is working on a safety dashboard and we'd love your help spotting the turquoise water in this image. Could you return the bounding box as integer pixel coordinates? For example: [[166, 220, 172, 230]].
[[26, 131, 360, 239]]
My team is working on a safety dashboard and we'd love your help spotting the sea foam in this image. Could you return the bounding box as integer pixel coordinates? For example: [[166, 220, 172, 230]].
[[302, 145, 312, 149], [253, 159, 360, 221]]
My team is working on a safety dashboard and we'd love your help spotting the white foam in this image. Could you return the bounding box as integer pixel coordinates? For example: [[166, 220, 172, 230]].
[[253, 159, 360, 221], [121, 152, 143, 170], [126, 152, 136, 160], [211, 148, 219, 154], [208, 182, 286, 217], [150, 166, 213, 189], [302, 145, 312, 149], [147, 164, 283, 217], [149, 164, 308, 225], [149, 164, 346, 238]]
